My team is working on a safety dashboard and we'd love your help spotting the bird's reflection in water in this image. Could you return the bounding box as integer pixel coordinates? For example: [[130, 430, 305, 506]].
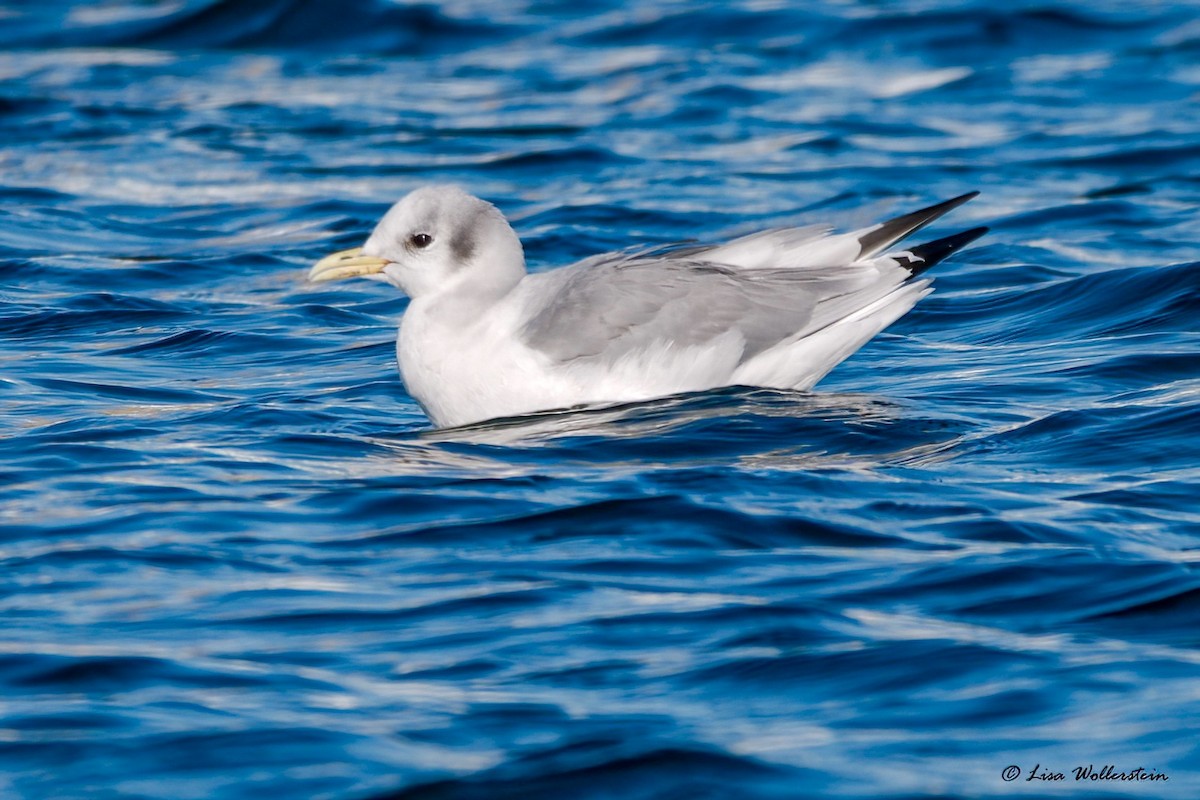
[[419, 387, 896, 440], [352, 387, 968, 477]]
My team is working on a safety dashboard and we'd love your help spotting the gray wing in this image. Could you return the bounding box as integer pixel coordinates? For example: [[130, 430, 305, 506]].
[[519, 254, 877, 365], [519, 193, 983, 367]]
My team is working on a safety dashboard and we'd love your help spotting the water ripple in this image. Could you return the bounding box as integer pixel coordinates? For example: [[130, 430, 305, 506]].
[[2, 1, 1199, 799]]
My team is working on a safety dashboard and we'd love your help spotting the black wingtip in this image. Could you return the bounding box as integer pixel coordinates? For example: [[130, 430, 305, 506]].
[[895, 226, 989, 276], [856, 191, 981, 258]]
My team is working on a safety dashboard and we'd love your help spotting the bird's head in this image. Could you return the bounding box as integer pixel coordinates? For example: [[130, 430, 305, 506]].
[[309, 185, 525, 299]]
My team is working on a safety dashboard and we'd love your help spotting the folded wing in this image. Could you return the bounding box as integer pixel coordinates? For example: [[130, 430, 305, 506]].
[[520, 194, 986, 381]]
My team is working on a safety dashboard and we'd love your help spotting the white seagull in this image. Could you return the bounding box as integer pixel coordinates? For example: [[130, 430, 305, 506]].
[[310, 186, 986, 428]]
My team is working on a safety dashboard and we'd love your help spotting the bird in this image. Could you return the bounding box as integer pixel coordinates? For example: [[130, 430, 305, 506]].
[[310, 185, 986, 428]]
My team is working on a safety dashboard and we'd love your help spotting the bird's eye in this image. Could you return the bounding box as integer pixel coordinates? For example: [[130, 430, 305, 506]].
[[410, 233, 433, 249]]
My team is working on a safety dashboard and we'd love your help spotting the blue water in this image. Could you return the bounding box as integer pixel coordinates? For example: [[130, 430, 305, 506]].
[[2, 1, 1199, 797]]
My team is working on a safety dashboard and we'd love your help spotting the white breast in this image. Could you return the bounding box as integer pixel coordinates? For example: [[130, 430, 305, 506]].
[[397, 294, 575, 427]]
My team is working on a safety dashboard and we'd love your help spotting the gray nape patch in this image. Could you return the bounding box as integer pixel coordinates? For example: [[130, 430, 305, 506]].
[[449, 210, 481, 265]]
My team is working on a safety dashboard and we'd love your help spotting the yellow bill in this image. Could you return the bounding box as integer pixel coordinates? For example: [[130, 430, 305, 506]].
[[309, 247, 389, 283]]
